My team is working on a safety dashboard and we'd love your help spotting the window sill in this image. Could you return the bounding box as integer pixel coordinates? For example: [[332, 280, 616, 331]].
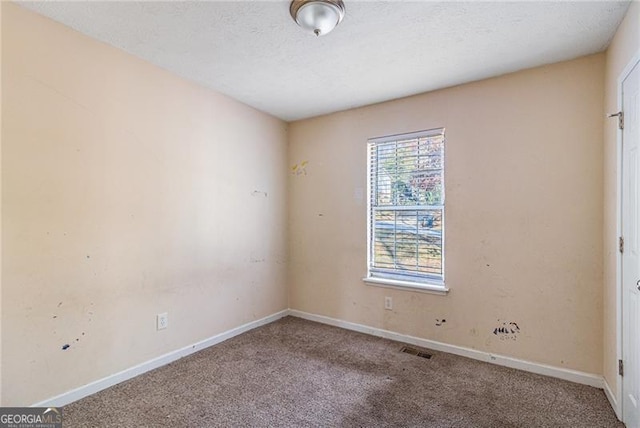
[[363, 277, 449, 295]]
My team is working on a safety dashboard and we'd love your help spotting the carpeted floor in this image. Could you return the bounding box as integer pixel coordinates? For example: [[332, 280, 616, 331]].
[[63, 316, 622, 427]]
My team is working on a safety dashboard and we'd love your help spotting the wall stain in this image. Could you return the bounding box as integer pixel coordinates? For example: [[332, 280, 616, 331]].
[[61, 344, 70, 350], [57, 302, 63, 307], [291, 160, 308, 176], [435, 319, 446, 326], [493, 320, 520, 341], [251, 190, 268, 197]]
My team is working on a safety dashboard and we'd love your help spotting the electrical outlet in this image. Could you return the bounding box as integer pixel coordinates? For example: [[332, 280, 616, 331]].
[[384, 296, 393, 310], [157, 312, 168, 330]]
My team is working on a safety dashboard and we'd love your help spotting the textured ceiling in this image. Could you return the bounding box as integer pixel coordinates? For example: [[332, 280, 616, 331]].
[[19, 1, 630, 121]]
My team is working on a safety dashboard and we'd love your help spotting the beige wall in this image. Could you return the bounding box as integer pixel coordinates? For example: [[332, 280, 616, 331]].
[[603, 1, 640, 403], [289, 54, 605, 374], [1, 3, 288, 406]]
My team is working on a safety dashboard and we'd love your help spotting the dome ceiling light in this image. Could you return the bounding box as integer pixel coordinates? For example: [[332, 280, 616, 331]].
[[290, 0, 346, 37]]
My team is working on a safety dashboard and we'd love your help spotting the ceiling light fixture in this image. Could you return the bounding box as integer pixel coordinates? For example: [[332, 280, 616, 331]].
[[290, 0, 345, 37]]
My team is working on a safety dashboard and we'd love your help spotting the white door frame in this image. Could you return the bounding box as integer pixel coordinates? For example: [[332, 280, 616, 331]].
[[616, 48, 640, 422]]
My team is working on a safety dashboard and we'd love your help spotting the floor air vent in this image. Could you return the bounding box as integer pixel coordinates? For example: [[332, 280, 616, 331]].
[[400, 346, 432, 359]]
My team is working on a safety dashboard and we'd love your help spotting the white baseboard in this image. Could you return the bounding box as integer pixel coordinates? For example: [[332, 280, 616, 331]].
[[603, 378, 621, 420], [289, 309, 604, 389], [32, 310, 289, 407]]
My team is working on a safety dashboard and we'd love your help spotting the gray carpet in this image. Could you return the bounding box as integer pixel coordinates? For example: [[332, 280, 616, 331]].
[[63, 317, 622, 427]]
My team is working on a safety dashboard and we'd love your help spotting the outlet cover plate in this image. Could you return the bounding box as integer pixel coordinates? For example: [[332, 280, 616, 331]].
[[384, 297, 393, 310], [157, 312, 168, 330]]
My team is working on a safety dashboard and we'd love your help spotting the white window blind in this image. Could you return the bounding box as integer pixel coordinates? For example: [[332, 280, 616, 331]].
[[367, 128, 445, 285]]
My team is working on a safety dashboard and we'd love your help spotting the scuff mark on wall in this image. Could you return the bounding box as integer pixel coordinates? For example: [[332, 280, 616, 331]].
[[61, 344, 70, 350], [435, 319, 446, 326], [493, 320, 520, 341], [496, 287, 515, 298], [251, 190, 268, 197], [291, 160, 308, 176]]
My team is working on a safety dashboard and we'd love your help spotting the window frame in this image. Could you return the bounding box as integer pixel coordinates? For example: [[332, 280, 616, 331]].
[[364, 128, 448, 294]]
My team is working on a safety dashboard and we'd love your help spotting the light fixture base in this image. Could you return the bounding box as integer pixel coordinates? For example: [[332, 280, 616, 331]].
[[290, 0, 346, 36]]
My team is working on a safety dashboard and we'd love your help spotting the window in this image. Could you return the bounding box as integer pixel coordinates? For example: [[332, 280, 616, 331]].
[[366, 128, 446, 291]]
